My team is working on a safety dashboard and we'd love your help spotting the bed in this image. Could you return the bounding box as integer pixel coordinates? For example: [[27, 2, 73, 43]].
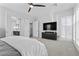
[[0, 36, 48, 56]]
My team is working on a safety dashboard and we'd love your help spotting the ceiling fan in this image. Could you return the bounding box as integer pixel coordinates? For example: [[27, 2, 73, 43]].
[[28, 3, 46, 13]]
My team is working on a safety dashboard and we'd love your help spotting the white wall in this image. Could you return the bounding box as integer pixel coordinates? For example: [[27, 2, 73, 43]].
[[73, 8, 76, 42], [73, 4, 79, 45], [0, 5, 74, 40], [28, 16, 53, 38], [32, 9, 73, 40], [28, 16, 39, 38], [0, 6, 30, 37], [0, 6, 6, 28], [0, 6, 7, 37], [37, 9, 73, 41], [33, 20, 39, 38], [20, 19, 30, 37], [72, 4, 79, 52], [38, 16, 54, 38]]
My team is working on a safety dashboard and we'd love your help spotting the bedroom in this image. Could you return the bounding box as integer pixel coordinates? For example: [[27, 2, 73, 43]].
[[0, 3, 79, 56]]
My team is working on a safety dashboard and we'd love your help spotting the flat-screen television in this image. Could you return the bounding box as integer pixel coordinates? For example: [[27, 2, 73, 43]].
[[43, 22, 57, 30]]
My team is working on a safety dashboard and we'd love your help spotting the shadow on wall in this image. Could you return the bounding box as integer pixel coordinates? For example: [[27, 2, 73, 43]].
[[0, 28, 6, 38]]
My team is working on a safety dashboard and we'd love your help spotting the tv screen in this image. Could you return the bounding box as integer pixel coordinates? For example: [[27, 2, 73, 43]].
[[43, 22, 57, 30]]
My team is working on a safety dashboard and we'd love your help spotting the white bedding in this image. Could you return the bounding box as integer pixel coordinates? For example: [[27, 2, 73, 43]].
[[1, 36, 48, 56]]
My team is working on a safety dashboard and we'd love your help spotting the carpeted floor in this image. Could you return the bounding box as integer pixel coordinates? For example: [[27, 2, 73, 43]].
[[37, 38, 79, 56]]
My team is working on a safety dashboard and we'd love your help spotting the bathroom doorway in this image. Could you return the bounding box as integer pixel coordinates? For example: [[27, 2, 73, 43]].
[[30, 23, 33, 37]]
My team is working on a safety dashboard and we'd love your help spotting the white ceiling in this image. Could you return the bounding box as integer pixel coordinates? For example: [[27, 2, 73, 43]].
[[0, 3, 76, 17]]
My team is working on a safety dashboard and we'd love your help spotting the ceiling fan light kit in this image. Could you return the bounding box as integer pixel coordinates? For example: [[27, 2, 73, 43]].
[[30, 5, 33, 8]]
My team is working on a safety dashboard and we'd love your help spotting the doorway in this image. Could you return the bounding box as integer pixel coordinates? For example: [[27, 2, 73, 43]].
[[30, 23, 33, 37]]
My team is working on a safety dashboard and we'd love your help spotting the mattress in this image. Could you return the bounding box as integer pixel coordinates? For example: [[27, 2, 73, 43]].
[[0, 40, 21, 56]]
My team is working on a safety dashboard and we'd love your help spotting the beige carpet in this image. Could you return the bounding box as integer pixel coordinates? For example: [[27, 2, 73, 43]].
[[37, 38, 79, 56]]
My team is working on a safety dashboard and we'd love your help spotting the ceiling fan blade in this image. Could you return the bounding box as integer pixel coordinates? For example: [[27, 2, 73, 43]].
[[28, 7, 31, 13], [28, 3, 33, 5], [33, 5, 46, 7]]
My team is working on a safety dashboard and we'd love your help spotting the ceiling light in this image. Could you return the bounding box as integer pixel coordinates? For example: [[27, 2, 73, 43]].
[[30, 5, 33, 8]]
